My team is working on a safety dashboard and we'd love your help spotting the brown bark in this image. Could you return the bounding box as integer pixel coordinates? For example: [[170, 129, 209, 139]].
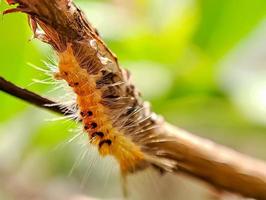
[[3, 0, 266, 199], [160, 124, 266, 199]]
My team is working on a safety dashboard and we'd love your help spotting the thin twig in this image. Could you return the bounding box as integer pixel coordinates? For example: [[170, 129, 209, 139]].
[[0, 76, 65, 115]]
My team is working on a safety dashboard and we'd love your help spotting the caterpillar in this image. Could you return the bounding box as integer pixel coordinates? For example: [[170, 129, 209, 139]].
[[4, 0, 178, 184], [57, 44, 146, 173]]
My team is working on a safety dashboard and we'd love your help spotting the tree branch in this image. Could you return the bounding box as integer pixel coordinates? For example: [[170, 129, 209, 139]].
[[161, 124, 266, 199], [3, 0, 266, 199]]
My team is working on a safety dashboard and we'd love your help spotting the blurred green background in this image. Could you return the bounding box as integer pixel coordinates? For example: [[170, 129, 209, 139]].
[[1, 0, 266, 199]]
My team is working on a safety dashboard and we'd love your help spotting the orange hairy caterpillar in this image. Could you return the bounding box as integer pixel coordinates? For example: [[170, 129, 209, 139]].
[[4, 0, 178, 181], [57, 45, 145, 173]]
